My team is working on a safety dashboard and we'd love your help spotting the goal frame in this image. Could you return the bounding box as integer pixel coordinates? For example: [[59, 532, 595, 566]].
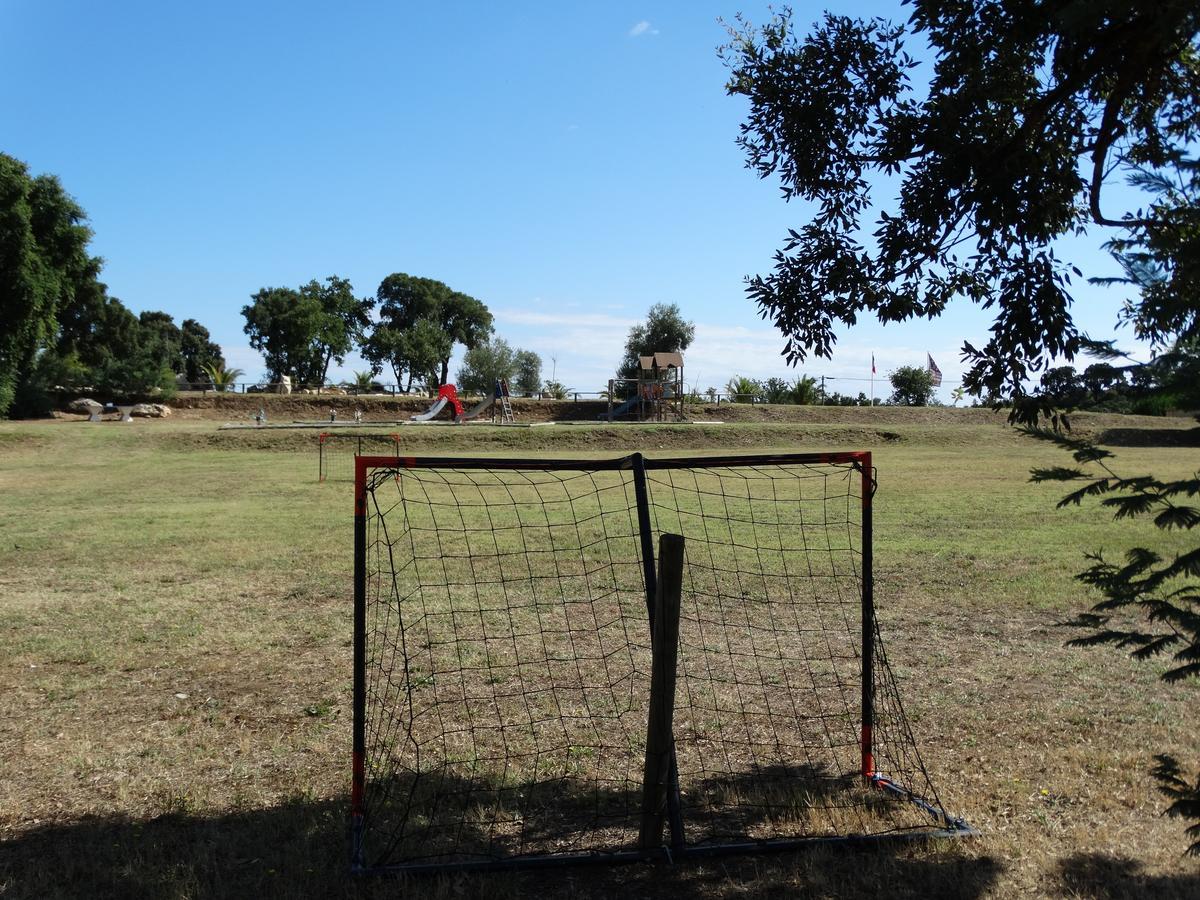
[[351, 451, 970, 874]]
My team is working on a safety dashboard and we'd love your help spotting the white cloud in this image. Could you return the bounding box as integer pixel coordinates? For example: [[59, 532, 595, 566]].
[[628, 20, 659, 38]]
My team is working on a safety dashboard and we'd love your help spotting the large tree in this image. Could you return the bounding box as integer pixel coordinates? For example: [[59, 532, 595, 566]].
[[513, 349, 543, 397], [724, 0, 1200, 850], [242, 276, 372, 385], [362, 316, 450, 392], [616, 302, 696, 381], [722, 1, 1199, 416], [301, 275, 373, 384], [0, 153, 95, 416], [179, 318, 225, 384], [370, 274, 493, 387], [457, 337, 517, 395]]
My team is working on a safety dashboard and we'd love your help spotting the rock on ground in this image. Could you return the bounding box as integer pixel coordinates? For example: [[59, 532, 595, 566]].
[[131, 403, 172, 418]]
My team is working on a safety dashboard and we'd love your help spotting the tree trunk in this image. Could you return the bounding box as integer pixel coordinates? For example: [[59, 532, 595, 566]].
[[439, 358, 450, 386]]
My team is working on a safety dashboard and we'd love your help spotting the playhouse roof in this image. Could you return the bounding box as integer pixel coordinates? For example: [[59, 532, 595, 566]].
[[638, 352, 684, 372]]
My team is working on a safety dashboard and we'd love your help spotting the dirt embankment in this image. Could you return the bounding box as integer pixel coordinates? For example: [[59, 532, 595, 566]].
[[168, 392, 606, 423], [165, 392, 1194, 432]]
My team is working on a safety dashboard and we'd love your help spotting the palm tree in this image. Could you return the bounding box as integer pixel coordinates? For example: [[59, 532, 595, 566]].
[[347, 370, 375, 394], [202, 362, 244, 393], [788, 375, 819, 405], [724, 375, 761, 403]]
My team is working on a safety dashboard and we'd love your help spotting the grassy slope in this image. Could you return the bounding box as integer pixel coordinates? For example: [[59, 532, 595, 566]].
[[0, 416, 1197, 898]]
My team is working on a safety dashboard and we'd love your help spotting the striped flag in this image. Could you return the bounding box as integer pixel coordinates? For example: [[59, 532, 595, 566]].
[[926, 353, 943, 387], [871, 354, 876, 375]]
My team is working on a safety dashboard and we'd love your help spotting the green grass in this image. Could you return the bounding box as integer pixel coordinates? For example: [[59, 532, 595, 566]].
[[0, 417, 1197, 898]]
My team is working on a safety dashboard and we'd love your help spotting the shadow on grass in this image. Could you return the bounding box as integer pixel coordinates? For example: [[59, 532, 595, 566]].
[[1, 793, 999, 900], [1056, 852, 1200, 900], [358, 760, 948, 868], [1095, 426, 1200, 447]]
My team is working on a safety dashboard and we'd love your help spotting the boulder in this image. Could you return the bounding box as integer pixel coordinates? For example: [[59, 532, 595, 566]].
[[67, 398, 103, 414], [131, 403, 171, 418]]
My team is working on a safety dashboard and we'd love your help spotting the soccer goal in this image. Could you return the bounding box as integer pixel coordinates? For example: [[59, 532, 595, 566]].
[[318, 432, 401, 483], [352, 451, 969, 874]]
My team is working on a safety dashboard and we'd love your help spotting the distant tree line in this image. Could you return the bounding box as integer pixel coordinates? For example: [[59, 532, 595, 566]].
[[1036, 345, 1200, 416], [241, 271, 547, 396]]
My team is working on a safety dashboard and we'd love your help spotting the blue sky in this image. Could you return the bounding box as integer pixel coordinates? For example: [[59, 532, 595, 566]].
[[2, 1, 1138, 399]]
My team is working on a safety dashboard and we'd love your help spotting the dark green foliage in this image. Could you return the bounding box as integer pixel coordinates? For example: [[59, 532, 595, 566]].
[[788, 374, 820, 405], [760, 374, 821, 405], [242, 276, 372, 386], [1027, 426, 1200, 852], [513, 349, 542, 397], [888, 365, 935, 406], [457, 339, 541, 396], [541, 379, 567, 400], [365, 274, 492, 389], [617, 303, 695, 381], [761, 377, 790, 404], [0, 154, 94, 416], [820, 391, 876, 407], [457, 338, 516, 395], [179, 319, 225, 384], [1, 154, 225, 414], [1036, 339, 1200, 416], [722, 2, 1200, 415], [724, 375, 760, 403]]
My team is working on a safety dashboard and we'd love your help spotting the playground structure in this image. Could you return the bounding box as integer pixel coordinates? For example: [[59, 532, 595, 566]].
[[604, 352, 685, 422], [410, 381, 515, 425], [411, 384, 464, 422]]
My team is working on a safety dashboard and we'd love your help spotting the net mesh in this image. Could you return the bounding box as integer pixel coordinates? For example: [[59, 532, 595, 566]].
[[355, 454, 958, 871], [319, 433, 401, 482]]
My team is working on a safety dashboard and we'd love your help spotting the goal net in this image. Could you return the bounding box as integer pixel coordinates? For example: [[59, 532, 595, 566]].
[[318, 433, 401, 482], [352, 452, 967, 873]]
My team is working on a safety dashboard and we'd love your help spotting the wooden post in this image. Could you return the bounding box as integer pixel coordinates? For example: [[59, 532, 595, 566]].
[[639, 533, 684, 850]]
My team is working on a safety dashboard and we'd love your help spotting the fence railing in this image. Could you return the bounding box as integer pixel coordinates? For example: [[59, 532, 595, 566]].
[[177, 382, 950, 405]]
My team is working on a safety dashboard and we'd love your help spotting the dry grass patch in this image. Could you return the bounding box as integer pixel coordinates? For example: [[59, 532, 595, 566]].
[[0, 419, 1196, 898]]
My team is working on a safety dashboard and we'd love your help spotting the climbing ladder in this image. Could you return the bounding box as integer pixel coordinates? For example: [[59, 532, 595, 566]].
[[497, 379, 515, 424]]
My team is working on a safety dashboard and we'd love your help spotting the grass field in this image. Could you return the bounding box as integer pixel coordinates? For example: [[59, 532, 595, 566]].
[[1, 414, 1197, 898]]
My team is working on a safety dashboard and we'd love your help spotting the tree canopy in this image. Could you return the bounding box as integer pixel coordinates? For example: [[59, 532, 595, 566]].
[[370, 274, 493, 388], [179, 318, 225, 384], [0, 153, 94, 415], [888, 365, 936, 406], [1, 153, 224, 413], [456, 338, 541, 396], [513, 349, 542, 397], [617, 303, 696, 381], [722, 1, 1200, 415], [725, 1, 1200, 852], [242, 276, 372, 385]]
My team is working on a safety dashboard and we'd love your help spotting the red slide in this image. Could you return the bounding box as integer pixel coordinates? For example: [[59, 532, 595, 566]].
[[437, 384, 464, 417]]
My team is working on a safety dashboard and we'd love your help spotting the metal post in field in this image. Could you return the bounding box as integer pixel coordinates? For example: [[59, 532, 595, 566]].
[[860, 452, 875, 781]]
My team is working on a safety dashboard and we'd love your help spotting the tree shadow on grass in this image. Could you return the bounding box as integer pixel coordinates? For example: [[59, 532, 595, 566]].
[[0, 775, 997, 900], [1055, 852, 1200, 900], [1095, 426, 1200, 448]]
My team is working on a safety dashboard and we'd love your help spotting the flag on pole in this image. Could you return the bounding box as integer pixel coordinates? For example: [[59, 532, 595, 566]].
[[926, 353, 943, 387], [871, 354, 876, 375]]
